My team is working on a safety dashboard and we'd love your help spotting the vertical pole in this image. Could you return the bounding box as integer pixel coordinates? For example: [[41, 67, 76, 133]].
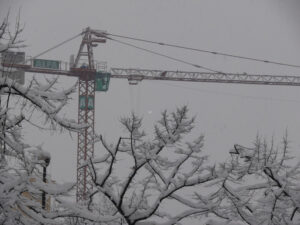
[[42, 166, 46, 210]]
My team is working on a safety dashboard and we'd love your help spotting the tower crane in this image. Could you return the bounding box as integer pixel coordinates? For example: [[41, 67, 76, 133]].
[[2, 27, 300, 202]]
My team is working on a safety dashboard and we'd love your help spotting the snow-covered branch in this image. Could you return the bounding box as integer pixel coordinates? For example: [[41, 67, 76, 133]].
[[0, 15, 103, 225], [87, 106, 222, 225]]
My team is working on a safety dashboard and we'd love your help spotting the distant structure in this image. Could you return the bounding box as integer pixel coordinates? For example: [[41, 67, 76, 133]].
[[1, 51, 25, 85]]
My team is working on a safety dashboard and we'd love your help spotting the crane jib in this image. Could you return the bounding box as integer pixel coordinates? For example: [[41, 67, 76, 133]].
[[2, 62, 300, 86]]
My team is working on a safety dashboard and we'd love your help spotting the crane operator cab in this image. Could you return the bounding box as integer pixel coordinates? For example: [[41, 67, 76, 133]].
[[95, 71, 111, 92]]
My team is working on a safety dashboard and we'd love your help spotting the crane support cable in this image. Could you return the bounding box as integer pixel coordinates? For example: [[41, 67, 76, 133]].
[[28, 32, 83, 62], [104, 32, 300, 69], [108, 36, 226, 74]]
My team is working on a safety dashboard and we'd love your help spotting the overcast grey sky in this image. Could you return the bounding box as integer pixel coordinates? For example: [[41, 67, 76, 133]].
[[2, 0, 300, 189]]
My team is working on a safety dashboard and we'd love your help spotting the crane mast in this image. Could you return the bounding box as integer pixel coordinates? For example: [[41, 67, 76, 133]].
[[2, 27, 300, 203], [70, 28, 106, 202]]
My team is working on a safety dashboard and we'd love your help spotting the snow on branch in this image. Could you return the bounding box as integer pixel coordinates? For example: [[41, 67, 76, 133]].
[[0, 14, 99, 225], [85, 106, 222, 225]]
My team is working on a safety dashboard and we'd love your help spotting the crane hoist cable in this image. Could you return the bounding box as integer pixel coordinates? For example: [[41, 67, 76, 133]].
[[128, 84, 141, 115], [104, 32, 300, 69]]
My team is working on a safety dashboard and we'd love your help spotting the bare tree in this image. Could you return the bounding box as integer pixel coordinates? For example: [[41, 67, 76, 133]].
[[86, 106, 223, 225], [206, 133, 300, 225], [0, 12, 25, 53], [86, 105, 300, 225], [3, 12, 299, 225], [0, 14, 119, 225]]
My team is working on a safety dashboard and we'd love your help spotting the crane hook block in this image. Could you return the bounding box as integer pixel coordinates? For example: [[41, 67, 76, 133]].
[[95, 71, 111, 92]]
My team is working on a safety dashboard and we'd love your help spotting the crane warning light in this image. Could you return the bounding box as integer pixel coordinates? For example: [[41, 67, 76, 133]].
[[95, 72, 110, 92]]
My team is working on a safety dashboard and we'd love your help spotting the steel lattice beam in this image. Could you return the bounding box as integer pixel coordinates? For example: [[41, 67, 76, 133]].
[[3, 63, 300, 86], [73, 28, 104, 202], [110, 68, 300, 86], [76, 76, 95, 202]]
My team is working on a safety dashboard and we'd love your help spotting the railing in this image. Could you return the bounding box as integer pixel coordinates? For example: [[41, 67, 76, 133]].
[[1, 55, 107, 72]]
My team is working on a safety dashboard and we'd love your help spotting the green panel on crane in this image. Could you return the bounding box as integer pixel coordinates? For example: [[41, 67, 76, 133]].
[[33, 59, 60, 70], [79, 96, 94, 110], [95, 72, 110, 92], [79, 96, 85, 110], [87, 96, 94, 110]]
